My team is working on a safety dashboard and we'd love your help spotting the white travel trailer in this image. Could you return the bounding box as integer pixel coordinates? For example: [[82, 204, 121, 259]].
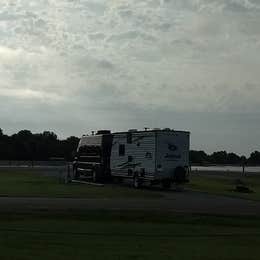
[[110, 129, 190, 188], [73, 129, 190, 188]]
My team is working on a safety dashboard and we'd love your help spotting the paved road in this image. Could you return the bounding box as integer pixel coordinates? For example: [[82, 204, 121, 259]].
[[0, 191, 260, 216]]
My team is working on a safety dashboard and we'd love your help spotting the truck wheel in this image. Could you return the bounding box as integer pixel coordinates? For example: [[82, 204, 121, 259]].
[[162, 180, 171, 189], [93, 170, 98, 183], [133, 175, 141, 189], [73, 167, 79, 180], [93, 168, 101, 183]]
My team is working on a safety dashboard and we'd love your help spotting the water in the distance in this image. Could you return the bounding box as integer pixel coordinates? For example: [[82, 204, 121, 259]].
[[192, 166, 260, 173]]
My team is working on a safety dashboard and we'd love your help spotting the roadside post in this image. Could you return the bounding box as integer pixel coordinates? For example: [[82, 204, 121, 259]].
[[241, 156, 246, 177]]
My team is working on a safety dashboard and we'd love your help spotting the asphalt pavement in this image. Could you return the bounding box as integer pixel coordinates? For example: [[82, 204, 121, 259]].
[[0, 191, 259, 216]]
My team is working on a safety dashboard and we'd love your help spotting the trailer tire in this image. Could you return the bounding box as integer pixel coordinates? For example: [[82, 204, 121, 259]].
[[114, 176, 123, 184], [162, 180, 171, 189], [174, 167, 186, 184]]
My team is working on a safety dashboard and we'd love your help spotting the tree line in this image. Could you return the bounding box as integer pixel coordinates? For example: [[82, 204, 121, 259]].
[[0, 128, 79, 161], [190, 150, 260, 166], [0, 128, 259, 165]]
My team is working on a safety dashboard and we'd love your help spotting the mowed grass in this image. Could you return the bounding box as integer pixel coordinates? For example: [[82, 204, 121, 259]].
[[0, 169, 161, 199], [0, 210, 260, 260], [1, 168, 260, 201], [188, 172, 260, 201]]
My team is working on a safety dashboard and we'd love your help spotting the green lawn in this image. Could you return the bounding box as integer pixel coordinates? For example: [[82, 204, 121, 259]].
[[0, 170, 161, 199], [1, 168, 260, 201], [0, 210, 259, 260], [188, 172, 260, 201], [0, 169, 259, 259]]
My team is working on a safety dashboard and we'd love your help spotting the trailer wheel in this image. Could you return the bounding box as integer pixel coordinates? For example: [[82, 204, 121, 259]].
[[174, 167, 186, 184], [133, 174, 141, 189], [114, 176, 123, 184], [162, 180, 171, 189]]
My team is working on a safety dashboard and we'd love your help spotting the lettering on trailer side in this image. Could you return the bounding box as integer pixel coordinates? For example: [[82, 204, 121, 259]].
[[164, 143, 181, 161]]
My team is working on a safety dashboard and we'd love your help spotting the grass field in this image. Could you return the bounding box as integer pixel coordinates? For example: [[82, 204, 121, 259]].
[[188, 172, 260, 201], [0, 210, 260, 260], [1, 169, 260, 201], [0, 170, 161, 199], [0, 169, 260, 259]]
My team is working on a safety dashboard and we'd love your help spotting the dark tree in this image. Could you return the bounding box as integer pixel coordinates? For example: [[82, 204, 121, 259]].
[[226, 153, 241, 165], [248, 151, 260, 165], [0, 129, 79, 161], [60, 136, 80, 161], [189, 150, 209, 164], [209, 151, 228, 164]]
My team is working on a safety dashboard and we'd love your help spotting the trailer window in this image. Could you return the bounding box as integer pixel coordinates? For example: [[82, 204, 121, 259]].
[[119, 144, 125, 156]]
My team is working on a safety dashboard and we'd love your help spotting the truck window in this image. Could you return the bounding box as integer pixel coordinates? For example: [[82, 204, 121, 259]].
[[119, 144, 125, 156]]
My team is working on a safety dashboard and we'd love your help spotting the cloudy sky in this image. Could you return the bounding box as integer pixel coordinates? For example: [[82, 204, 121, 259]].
[[1, 0, 260, 155]]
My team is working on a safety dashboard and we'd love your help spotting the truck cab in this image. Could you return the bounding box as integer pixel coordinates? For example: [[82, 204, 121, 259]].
[[73, 130, 113, 182]]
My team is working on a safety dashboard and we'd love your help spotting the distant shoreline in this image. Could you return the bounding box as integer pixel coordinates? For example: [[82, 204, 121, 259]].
[[192, 165, 260, 173]]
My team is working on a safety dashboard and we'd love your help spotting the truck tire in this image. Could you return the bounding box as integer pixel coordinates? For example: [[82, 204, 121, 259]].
[[73, 167, 79, 180], [133, 174, 141, 189], [93, 168, 101, 183], [93, 170, 98, 183]]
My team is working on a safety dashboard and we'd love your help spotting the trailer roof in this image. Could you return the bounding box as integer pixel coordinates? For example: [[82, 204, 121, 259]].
[[113, 129, 190, 135], [81, 129, 190, 137]]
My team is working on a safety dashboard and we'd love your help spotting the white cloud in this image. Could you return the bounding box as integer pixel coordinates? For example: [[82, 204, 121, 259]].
[[0, 0, 259, 111], [0, 0, 260, 153], [0, 45, 23, 60], [0, 88, 64, 103]]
